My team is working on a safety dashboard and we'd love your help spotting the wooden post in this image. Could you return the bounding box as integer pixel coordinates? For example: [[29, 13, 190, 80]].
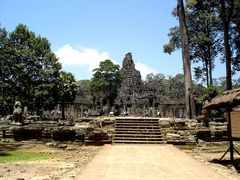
[[227, 110, 234, 161]]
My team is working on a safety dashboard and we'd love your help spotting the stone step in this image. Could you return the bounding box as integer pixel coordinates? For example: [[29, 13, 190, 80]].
[[115, 121, 159, 124], [115, 122, 159, 126], [115, 130, 162, 134], [113, 134, 164, 138], [116, 118, 159, 121], [114, 117, 165, 144], [115, 126, 160, 129], [113, 133, 164, 136], [113, 137, 164, 141], [112, 140, 166, 144]]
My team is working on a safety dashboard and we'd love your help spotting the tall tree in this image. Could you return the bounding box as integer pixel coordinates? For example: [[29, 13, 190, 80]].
[[0, 26, 13, 115], [177, 0, 196, 118], [58, 71, 77, 120], [0, 24, 62, 115], [164, 0, 221, 87], [231, 1, 240, 74], [220, 0, 234, 90], [187, 0, 221, 86], [91, 60, 123, 110]]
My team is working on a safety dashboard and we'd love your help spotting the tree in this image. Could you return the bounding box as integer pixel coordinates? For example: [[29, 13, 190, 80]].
[[58, 71, 77, 120], [177, 0, 196, 118], [187, 0, 221, 86], [91, 60, 123, 110], [0, 24, 62, 115], [220, 0, 234, 90], [166, 74, 185, 100], [201, 85, 219, 103], [231, 1, 240, 74], [0, 26, 13, 115], [164, 0, 221, 87]]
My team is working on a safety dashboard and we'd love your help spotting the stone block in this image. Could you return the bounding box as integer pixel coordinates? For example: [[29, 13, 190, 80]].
[[197, 129, 211, 141], [52, 128, 76, 141]]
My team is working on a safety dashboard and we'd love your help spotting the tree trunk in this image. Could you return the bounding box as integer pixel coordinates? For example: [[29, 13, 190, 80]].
[[220, 0, 234, 162], [220, 0, 233, 90], [177, 0, 196, 119], [107, 97, 110, 112], [209, 58, 213, 86], [61, 96, 65, 120], [205, 58, 209, 87]]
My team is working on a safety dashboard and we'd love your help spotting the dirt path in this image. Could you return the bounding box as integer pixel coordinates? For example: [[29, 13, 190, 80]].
[[0, 141, 102, 180], [76, 144, 240, 180], [0, 141, 240, 180]]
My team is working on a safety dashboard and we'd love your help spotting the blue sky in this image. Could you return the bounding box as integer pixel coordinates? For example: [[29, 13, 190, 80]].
[[0, 0, 226, 81]]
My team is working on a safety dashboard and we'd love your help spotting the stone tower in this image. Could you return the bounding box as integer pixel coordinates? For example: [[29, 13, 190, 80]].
[[121, 52, 142, 91], [115, 52, 143, 113]]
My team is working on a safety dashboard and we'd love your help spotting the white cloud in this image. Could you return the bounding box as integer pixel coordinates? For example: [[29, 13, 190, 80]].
[[55, 44, 110, 71], [55, 44, 156, 80], [135, 62, 157, 80]]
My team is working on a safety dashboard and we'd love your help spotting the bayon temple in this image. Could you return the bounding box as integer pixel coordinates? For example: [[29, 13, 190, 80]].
[[64, 52, 187, 118]]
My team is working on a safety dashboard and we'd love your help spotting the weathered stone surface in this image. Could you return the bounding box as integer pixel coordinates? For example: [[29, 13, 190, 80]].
[[113, 53, 186, 117], [10, 124, 43, 141], [0, 115, 229, 146], [52, 127, 76, 141], [197, 129, 211, 141], [73, 122, 94, 133], [174, 119, 186, 127], [12, 101, 23, 124], [85, 128, 111, 145], [65, 52, 186, 117], [114, 53, 143, 113]]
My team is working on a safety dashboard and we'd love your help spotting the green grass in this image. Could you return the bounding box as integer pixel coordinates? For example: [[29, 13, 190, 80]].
[[0, 150, 56, 163]]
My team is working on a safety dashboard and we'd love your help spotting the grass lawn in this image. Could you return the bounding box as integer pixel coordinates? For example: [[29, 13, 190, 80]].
[[0, 150, 56, 163]]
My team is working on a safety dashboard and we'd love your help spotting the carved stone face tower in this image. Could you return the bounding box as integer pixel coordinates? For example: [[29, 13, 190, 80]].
[[121, 52, 142, 90], [122, 52, 134, 69], [115, 53, 143, 111]]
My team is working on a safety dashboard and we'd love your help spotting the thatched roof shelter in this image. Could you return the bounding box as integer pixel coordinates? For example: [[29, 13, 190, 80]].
[[203, 88, 240, 110]]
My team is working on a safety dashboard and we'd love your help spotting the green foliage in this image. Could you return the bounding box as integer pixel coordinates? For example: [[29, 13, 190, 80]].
[[91, 59, 123, 107], [186, 0, 197, 8], [78, 80, 91, 95], [58, 71, 77, 102], [212, 77, 240, 93], [165, 74, 185, 99], [79, 80, 91, 90], [233, 78, 240, 89], [163, 27, 181, 54], [0, 24, 62, 115], [231, 0, 240, 74], [164, 0, 240, 86], [146, 73, 165, 82], [163, 41, 177, 54], [0, 150, 55, 163], [201, 85, 219, 103], [58, 71, 77, 119], [145, 73, 186, 101]]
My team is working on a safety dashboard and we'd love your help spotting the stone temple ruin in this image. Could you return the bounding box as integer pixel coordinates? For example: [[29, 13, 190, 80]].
[[63, 52, 186, 118], [0, 53, 229, 146], [114, 52, 185, 117]]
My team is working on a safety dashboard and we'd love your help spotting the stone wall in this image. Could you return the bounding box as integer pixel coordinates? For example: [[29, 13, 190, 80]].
[[61, 52, 187, 118], [0, 117, 228, 146], [159, 118, 228, 145]]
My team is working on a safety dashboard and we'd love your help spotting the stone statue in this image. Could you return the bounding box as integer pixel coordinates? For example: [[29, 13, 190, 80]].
[[202, 100, 210, 127], [23, 106, 28, 116], [51, 109, 61, 120], [12, 101, 23, 125]]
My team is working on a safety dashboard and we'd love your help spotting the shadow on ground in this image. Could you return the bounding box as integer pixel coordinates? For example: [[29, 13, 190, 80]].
[[210, 158, 240, 173], [0, 143, 23, 151]]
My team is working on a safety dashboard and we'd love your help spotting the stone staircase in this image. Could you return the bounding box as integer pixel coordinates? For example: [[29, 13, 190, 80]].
[[112, 117, 166, 144]]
